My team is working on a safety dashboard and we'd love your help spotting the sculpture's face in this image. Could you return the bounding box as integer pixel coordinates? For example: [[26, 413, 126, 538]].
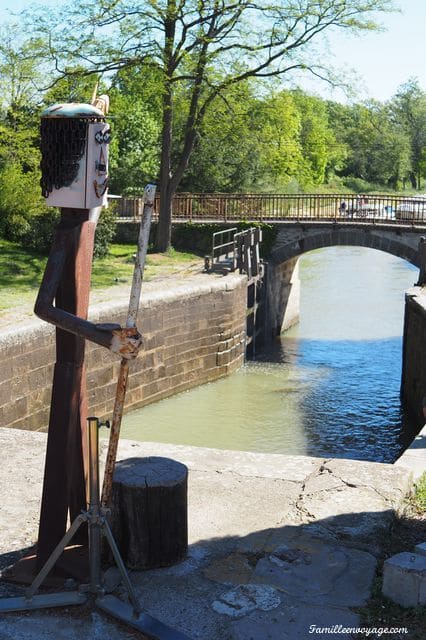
[[40, 103, 110, 210]]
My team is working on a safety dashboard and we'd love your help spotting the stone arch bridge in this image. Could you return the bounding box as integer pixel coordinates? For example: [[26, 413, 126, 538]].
[[269, 221, 426, 266], [264, 221, 426, 340]]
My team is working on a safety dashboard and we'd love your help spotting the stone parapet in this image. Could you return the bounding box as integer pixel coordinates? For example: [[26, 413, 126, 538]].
[[0, 274, 247, 431]]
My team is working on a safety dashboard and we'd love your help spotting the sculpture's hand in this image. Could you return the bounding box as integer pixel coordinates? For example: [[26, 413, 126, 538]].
[[110, 326, 143, 359], [96, 324, 143, 359]]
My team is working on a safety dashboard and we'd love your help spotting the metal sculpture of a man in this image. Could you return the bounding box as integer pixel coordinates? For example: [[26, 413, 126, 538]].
[[34, 101, 141, 572]]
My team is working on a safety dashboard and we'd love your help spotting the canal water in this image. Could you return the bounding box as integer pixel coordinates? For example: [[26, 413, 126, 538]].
[[121, 247, 419, 463]]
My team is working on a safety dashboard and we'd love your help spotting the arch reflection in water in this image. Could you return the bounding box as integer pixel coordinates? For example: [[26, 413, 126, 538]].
[[121, 247, 418, 463]]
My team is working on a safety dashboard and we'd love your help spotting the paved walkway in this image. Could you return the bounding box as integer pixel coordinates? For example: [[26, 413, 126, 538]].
[[0, 428, 419, 640]]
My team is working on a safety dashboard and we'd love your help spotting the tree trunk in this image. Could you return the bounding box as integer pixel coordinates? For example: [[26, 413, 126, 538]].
[[155, 92, 173, 252], [155, 26, 175, 253], [156, 179, 173, 252]]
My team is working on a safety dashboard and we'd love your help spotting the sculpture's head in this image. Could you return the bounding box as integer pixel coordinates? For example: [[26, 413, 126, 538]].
[[40, 102, 110, 210]]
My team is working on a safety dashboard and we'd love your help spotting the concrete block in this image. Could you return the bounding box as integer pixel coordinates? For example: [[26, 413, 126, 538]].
[[414, 542, 426, 557], [382, 552, 426, 607]]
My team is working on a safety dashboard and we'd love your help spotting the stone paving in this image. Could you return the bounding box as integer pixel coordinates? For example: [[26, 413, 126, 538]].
[[0, 429, 420, 640]]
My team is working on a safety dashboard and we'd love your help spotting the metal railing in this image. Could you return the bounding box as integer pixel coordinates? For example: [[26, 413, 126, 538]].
[[206, 227, 238, 272], [112, 192, 426, 225]]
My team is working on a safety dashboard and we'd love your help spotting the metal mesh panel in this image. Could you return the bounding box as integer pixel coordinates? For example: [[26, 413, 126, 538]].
[[40, 118, 89, 197]]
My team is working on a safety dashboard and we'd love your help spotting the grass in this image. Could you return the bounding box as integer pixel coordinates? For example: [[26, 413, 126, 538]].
[[414, 473, 426, 511], [91, 244, 199, 288], [0, 237, 200, 314], [0, 238, 47, 312], [358, 473, 426, 639]]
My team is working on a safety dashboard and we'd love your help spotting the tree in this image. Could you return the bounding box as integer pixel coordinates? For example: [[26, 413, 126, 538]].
[[390, 79, 426, 190], [326, 100, 411, 190], [179, 81, 263, 192], [108, 67, 162, 195], [0, 26, 49, 238], [0, 25, 44, 171], [252, 90, 304, 190], [292, 91, 336, 187], [28, 0, 395, 249]]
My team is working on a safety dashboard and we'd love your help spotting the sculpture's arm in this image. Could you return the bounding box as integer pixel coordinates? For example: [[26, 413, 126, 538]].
[[34, 233, 142, 359]]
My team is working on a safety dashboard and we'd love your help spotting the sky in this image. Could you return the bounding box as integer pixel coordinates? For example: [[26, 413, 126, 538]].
[[0, 0, 425, 104]]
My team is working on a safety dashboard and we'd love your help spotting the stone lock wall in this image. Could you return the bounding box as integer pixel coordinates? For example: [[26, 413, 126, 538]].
[[0, 275, 247, 431], [401, 287, 426, 428], [264, 257, 300, 338]]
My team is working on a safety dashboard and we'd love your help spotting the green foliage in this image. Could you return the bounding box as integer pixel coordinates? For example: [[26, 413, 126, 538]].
[[179, 82, 262, 193], [43, 71, 100, 106], [21, 210, 60, 254], [414, 472, 426, 512], [108, 101, 160, 195], [293, 92, 339, 188], [341, 176, 390, 194], [0, 163, 49, 240], [94, 205, 118, 259], [171, 223, 225, 255], [390, 79, 426, 189], [108, 66, 161, 195], [181, 85, 343, 193], [235, 221, 277, 258], [327, 99, 412, 191], [252, 91, 304, 191], [171, 221, 277, 258], [22, 0, 397, 250]]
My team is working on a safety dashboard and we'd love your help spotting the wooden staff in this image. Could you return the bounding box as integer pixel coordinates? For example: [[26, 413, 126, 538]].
[[101, 183, 156, 507]]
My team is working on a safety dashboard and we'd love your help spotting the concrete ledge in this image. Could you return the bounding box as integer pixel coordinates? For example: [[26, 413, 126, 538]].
[[0, 428, 416, 639]]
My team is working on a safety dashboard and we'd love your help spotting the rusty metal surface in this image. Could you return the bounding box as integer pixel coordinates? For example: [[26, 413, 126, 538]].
[[101, 184, 156, 508], [101, 362, 130, 507], [35, 209, 97, 570]]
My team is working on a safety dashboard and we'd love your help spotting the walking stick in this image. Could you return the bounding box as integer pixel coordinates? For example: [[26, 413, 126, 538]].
[[101, 183, 156, 507]]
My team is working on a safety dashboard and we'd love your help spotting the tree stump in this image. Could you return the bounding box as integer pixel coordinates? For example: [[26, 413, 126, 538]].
[[109, 456, 188, 570]]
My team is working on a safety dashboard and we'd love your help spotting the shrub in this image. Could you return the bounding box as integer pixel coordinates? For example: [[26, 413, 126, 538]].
[[0, 163, 48, 240], [7, 203, 117, 258], [341, 176, 388, 194], [22, 210, 61, 254], [170, 221, 277, 259], [94, 203, 118, 258]]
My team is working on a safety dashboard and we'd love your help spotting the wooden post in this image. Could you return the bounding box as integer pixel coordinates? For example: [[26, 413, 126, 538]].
[[109, 457, 188, 569]]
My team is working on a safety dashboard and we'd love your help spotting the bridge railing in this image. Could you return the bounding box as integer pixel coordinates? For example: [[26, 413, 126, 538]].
[[112, 193, 426, 224]]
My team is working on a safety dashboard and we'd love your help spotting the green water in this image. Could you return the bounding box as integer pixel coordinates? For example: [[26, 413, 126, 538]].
[[121, 247, 418, 462]]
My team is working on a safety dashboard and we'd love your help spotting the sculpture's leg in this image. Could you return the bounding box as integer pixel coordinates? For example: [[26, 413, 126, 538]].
[[36, 210, 96, 571], [36, 362, 86, 568]]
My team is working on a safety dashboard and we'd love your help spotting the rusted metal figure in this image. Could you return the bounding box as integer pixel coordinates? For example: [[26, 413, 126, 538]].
[[30, 102, 142, 572]]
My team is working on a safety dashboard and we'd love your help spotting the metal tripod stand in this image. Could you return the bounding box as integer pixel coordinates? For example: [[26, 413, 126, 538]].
[[0, 417, 190, 640]]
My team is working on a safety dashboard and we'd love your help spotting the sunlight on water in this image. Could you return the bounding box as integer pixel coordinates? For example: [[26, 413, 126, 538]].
[[121, 247, 418, 462]]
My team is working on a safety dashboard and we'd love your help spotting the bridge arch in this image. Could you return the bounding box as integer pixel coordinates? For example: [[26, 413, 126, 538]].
[[265, 223, 425, 340], [270, 223, 423, 267]]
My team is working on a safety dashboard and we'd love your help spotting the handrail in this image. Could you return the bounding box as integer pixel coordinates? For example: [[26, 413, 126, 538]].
[[112, 192, 426, 225]]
